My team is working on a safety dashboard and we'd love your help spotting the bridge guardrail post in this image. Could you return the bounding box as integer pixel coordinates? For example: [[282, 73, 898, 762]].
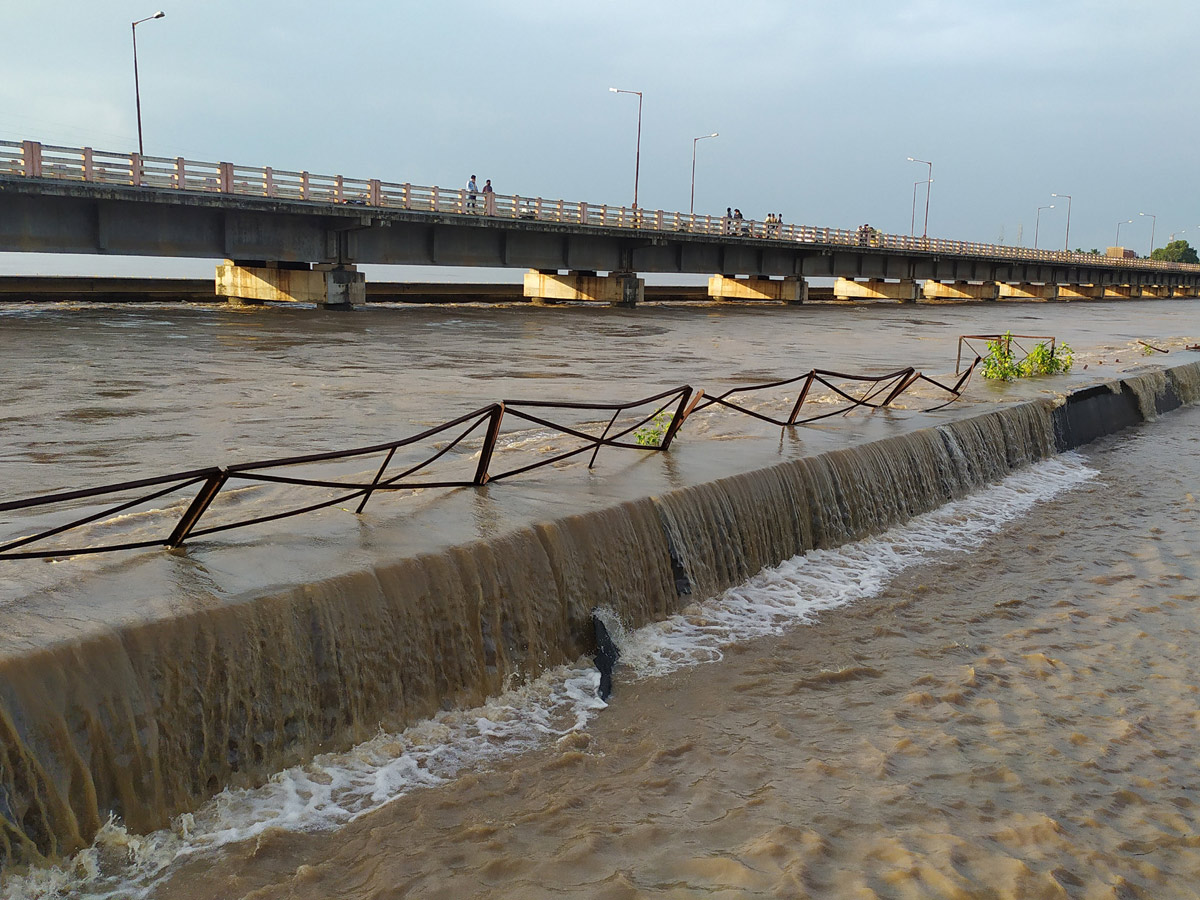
[[219, 161, 233, 193], [265, 167, 275, 198], [175, 157, 185, 189], [301, 171, 310, 201], [22, 140, 41, 178], [369, 179, 382, 207], [82, 147, 93, 181], [403, 183, 411, 209]]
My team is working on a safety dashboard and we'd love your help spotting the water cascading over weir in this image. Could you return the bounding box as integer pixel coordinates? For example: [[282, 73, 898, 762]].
[[2, 363, 1198, 870]]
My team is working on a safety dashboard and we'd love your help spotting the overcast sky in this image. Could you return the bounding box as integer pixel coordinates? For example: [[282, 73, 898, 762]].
[[2, 0, 1197, 278]]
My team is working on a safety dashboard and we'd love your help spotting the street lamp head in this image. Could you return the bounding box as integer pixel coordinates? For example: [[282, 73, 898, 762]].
[[709, 132, 719, 138], [154, 10, 165, 17], [608, 87, 618, 93], [906, 156, 915, 161]]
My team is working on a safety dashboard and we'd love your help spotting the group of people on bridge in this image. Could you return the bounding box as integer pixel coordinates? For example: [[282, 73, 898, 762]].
[[466, 175, 497, 216], [724, 208, 786, 237]]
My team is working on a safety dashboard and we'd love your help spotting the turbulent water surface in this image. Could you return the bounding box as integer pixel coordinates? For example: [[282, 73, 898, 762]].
[[1, 298, 1199, 898], [137, 404, 1200, 900]]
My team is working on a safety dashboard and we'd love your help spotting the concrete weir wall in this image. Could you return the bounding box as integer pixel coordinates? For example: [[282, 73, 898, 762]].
[[1, 362, 1198, 869]]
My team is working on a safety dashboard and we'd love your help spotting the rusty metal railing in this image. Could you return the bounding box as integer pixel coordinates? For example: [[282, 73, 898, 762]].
[[0, 363, 979, 560], [490, 387, 693, 480], [687, 358, 980, 429]]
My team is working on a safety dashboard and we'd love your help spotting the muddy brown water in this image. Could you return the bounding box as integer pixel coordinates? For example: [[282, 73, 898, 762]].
[[1, 298, 1200, 897], [151, 399, 1200, 900]]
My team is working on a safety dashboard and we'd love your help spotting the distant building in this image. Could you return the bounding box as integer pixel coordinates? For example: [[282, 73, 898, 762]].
[[1106, 246, 1137, 259]]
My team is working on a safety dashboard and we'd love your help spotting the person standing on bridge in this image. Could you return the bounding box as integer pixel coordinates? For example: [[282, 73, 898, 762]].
[[483, 178, 496, 215], [467, 175, 479, 212]]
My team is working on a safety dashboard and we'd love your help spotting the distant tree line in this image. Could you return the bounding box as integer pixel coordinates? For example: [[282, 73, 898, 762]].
[[1149, 239, 1199, 264]]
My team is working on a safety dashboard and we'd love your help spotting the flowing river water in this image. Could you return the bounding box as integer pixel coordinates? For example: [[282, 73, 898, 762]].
[[1, 297, 1199, 898]]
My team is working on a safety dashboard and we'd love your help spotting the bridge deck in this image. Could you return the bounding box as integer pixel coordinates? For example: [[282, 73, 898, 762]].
[[2, 139, 1198, 287]]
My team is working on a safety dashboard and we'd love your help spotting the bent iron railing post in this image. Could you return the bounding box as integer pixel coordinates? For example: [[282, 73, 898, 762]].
[[786, 372, 817, 425], [354, 446, 398, 515], [472, 403, 505, 484], [589, 409, 623, 469], [658, 387, 694, 450], [878, 368, 921, 408], [166, 470, 230, 548]]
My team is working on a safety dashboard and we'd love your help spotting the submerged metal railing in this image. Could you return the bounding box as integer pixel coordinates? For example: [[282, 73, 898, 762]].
[[692, 358, 981, 427], [3, 139, 1198, 274], [0, 359, 979, 560]]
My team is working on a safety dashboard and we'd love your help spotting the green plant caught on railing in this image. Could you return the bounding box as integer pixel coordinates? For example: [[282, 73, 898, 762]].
[[982, 331, 1073, 381], [634, 412, 675, 446]]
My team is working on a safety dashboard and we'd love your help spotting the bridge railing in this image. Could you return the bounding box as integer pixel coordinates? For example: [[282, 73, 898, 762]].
[[4, 138, 1199, 274]]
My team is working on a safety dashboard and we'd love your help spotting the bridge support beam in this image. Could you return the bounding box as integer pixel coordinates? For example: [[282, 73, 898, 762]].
[[998, 283, 1059, 302], [1173, 285, 1200, 298], [921, 280, 1000, 302], [215, 261, 365, 307], [522, 269, 643, 306], [1100, 284, 1142, 299], [833, 278, 918, 303], [1056, 284, 1107, 301], [1139, 285, 1174, 299], [708, 275, 806, 304]]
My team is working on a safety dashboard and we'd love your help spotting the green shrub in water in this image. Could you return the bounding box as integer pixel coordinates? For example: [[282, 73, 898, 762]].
[[982, 331, 1073, 381], [634, 412, 675, 447]]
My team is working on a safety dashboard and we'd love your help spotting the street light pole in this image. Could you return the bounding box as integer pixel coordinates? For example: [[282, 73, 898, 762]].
[[1139, 212, 1157, 255], [1116, 219, 1133, 246], [609, 87, 643, 209], [907, 156, 932, 237], [690, 132, 718, 215], [132, 10, 165, 157], [1034, 205, 1054, 249], [911, 179, 933, 237], [1051, 192, 1072, 251]]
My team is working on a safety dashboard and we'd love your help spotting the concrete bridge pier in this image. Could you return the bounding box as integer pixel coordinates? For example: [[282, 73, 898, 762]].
[[921, 281, 1000, 302], [708, 275, 806, 304], [215, 261, 365, 308], [1057, 284, 1106, 301], [1102, 284, 1142, 299], [833, 278, 918, 303], [998, 283, 1059, 302], [522, 269, 644, 306], [1139, 285, 1175, 299]]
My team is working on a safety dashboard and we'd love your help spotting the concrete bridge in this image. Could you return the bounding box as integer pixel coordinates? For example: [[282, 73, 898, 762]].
[[3, 139, 1198, 307]]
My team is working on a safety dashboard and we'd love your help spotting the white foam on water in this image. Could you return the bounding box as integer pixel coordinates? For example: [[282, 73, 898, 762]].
[[0, 453, 1096, 900], [618, 453, 1096, 677]]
